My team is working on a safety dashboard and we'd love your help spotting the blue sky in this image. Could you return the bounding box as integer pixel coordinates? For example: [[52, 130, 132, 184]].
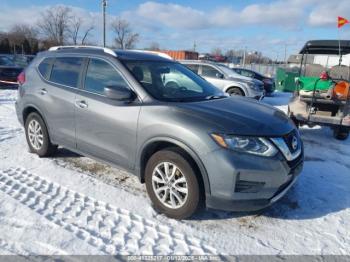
[[1, 0, 350, 59]]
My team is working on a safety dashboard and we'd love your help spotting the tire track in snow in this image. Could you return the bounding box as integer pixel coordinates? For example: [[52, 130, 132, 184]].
[[0, 168, 217, 255], [0, 127, 22, 143], [0, 238, 32, 256]]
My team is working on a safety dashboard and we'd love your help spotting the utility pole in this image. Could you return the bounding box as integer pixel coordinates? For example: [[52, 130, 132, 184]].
[[102, 0, 107, 47], [284, 44, 287, 66], [242, 46, 247, 67]]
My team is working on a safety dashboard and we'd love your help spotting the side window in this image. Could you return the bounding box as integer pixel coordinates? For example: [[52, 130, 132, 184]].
[[84, 58, 129, 95], [50, 57, 83, 88], [201, 65, 220, 78], [38, 58, 54, 80], [233, 69, 241, 74], [241, 70, 255, 78], [185, 64, 199, 74]]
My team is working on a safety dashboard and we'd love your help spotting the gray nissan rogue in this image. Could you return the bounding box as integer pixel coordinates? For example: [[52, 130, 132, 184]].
[[15, 46, 303, 219]]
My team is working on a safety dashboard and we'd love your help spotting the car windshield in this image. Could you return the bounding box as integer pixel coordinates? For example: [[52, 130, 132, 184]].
[[122, 60, 226, 102], [0, 56, 15, 66], [217, 64, 242, 78]]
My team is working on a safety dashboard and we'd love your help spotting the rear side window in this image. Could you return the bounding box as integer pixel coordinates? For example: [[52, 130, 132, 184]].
[[185, 64, 199, 74], [50, 57, 84, 88], [84, 58, 129, 95], [38, 58, 54, 80]]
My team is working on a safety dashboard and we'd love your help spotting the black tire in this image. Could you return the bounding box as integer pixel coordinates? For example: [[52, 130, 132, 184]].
[[145, 148, 201, 219], [333, 127, 349, 140], [227, 87, 244, 96], [25, 112, 57, 157]]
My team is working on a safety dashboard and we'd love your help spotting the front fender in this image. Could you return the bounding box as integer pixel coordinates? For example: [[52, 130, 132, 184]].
[[136, 136, 211, 196]]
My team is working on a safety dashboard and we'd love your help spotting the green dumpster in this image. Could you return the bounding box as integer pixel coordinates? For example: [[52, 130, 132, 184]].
[[275, 67, 299, 92]]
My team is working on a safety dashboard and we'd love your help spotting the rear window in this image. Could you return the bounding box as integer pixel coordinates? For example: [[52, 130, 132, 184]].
[[38, 58, 54, 80], [50, 57, 84, 88]]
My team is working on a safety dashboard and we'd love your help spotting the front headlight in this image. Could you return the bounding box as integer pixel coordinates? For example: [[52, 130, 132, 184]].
[[211, 134, 278, 157], [247, 82, 260, 91]]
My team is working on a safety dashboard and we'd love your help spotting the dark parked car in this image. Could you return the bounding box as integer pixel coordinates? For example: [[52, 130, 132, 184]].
[[0, 55, 23, 88], [15, 46, 303, 219], [13, 55, 36, 68], [231, 68, 275, 95]]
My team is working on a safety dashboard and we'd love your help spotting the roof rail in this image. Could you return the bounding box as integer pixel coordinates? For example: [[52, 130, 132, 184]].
[[48, 45, 117, 57], [129, 50, 173, 60]]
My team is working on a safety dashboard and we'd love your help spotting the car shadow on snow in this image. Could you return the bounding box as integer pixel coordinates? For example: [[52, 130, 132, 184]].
[[54, 147, 81, 158]]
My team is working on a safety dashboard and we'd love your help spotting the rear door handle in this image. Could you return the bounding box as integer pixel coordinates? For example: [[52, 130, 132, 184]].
[[39, 88, 47, 95], [75, 100, 88, 109]]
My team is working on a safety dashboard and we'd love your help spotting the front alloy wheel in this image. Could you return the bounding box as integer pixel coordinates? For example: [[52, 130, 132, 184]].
[[227, 87, 244, 96], [145, 149, 201, 219], [151, 162, 188, 209]]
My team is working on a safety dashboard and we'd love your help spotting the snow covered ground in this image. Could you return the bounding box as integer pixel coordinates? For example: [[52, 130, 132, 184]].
[[0, 89, 349, 255]]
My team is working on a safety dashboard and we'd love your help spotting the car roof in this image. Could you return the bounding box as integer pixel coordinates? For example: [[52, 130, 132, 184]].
[[299, 40, 350, 55], [178, 59, 217, 65], [46, 46, 174, 62], [115, 50, 173, 61]]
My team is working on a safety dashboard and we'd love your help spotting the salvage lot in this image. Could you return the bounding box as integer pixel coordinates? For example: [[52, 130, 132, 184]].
[[0, 89, 349, 255]]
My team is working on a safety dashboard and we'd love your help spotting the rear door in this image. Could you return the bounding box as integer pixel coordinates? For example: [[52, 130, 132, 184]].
[[75, 57, 140, 169], [37, 56, 84, 147]]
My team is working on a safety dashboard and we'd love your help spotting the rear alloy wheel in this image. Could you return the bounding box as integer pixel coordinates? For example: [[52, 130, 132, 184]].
[[227, 87, 244, 96], [145, 149, 201, 219], [333, 127, 349, 140], [25, 112, 57, 157]]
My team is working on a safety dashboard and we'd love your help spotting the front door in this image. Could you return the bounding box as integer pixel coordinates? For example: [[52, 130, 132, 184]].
[[75, 58, 140, 169], [200, 65, 226, 89]]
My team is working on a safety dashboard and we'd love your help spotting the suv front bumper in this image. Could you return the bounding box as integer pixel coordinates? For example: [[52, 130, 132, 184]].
[[249, 89, 265, 100], [202, 147, 303, 212]]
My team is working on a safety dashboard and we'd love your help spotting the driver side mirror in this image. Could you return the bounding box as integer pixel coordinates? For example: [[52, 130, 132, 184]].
[[104, 85, 136, 101], [216, 72, 224, 79]]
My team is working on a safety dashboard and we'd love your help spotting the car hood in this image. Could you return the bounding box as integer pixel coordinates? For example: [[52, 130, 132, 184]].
[[227, 74, 252, 82], [175, 97, 294, 136], [227, 75, 263, 85]]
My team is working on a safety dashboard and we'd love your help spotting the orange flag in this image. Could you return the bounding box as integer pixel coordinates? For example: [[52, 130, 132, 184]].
[[338, 16, 349, 28]]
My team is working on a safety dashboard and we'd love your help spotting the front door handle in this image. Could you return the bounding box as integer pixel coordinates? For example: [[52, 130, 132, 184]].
[[75, 100, 88, 109], [39, 88, 47, 95]]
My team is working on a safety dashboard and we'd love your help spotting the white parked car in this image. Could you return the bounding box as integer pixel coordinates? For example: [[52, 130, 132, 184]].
[[180, 60, 265, 100]]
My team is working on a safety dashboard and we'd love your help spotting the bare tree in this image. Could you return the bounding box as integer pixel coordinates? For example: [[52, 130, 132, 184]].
[[80, 26, 94, 45], [38, 6, 73, 45], [69, 17, 94, 45], [111, 18, 139, 49], [69, 17, 82, 45], [8, 24, 39, 54]]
